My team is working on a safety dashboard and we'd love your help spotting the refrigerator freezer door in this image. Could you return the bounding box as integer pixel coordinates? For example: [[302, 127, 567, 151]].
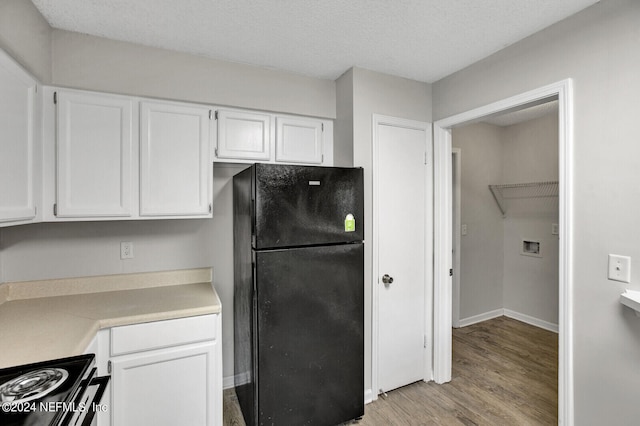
[[255, 243, 364, 425], [253, 164, 364, 249]]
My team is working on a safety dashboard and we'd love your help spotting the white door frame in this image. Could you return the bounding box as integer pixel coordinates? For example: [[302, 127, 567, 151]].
[[371, 114, 433, 402], [432, 79, 574, 424], [451, 148, 461, 328]]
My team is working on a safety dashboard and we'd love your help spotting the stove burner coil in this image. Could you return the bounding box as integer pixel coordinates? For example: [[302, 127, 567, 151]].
[[0, 368, 69, 405]]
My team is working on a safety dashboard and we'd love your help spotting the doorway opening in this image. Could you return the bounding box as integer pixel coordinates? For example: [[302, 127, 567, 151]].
[[450, 101, 560, 422], [452, 101, 559, 330], [433, 80, 573, 424]]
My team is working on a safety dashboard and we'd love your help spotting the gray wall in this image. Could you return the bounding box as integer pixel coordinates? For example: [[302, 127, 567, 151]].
[[434, 0, 640, 422], [502, 113, 559, 326], [344, 67, 432, 393], [0, 0, 52, 82], [0, 5, 339, 386], [51, 30, 335, 119], [334, 69, 355, 167], [452, 123, 504, 320], [0, 161, 248, 388]]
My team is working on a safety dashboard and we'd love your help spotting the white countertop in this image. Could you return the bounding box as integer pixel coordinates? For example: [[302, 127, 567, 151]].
[[0, 268, 221, 368]]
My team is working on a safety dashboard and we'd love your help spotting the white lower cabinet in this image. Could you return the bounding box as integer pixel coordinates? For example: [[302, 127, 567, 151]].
[[110, 342, 216, 426], [95, 314, 222, 426]]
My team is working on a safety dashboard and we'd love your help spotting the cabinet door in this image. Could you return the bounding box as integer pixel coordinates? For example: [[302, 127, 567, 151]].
[[0, 50, 37, 224], [275, 116, 323, 164], [56, 91, 134, 217], [110, 342, 218, 426], [216, 109, 270, 161], [140, 101, 212, 216]]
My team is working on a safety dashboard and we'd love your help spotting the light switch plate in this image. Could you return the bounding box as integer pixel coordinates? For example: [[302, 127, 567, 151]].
[[608, 254, 631, 283]]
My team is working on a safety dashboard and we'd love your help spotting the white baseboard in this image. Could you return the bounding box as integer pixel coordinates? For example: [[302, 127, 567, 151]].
[[458, 308, 558, 333], [364, 388, 375, 404], [224, 371, 251, 390], [504, 309, 559, 333], [223, 375, 235, 390], [458, 308, 503, 327]]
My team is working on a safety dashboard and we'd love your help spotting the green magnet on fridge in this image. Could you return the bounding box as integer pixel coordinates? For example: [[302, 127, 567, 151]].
[[345, 214, 355, 232]]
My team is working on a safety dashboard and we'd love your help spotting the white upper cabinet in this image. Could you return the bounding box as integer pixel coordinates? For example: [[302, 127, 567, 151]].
[[139, 101, 212, 216], [214, 109, 333, 166], [275, 116, 323, 164], [42, 87, 213, 221], [0, 50, 38, 225], [215, 109, 270, 161], [55, 90, 134, 218]]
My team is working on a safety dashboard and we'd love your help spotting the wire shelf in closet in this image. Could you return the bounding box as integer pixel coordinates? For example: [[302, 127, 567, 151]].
[[489, 181, 558, 217]]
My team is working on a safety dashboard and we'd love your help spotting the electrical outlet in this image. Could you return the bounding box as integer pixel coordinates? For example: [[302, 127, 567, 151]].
[[608, 254, 630, 283], [120, 242, 134, 259]]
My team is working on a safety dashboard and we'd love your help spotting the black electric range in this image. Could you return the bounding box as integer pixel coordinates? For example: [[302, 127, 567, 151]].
[[0, 354, 109, 426]]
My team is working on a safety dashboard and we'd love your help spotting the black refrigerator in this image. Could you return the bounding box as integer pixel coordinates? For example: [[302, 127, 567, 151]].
[[233, 163, 364, 426]]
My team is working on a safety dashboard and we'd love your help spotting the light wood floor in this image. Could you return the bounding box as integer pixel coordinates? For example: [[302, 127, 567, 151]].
[[223, 316, 558, 425]]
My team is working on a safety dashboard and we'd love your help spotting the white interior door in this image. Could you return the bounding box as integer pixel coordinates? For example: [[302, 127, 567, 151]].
[[375, 116, 432, 394]]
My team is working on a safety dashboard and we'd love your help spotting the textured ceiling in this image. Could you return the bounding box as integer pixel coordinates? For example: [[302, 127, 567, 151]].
[[31, 0, 599, 83]]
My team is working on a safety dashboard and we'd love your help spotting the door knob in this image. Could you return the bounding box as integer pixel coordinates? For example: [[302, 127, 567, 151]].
[[382, 274, 394, 284]]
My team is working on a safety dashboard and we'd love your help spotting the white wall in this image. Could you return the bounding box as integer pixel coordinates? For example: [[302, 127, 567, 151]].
[[434, 0, 640, 422], [339, 67, 432, 394]]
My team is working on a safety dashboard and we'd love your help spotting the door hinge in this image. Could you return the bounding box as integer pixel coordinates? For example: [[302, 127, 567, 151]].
[[53, 203, 57, 216], [208, 203, 212, 213], [214, 147, 218, 157], [321, 122, 324, 132], [449, 268, 453, 277], [424, 335, 427, 348], [209, 110, 212, 120], [107, 360, 112, 374], [214, 110, 219, 120], [53, 91, 57, 104], [424, 152, 428, 165]]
